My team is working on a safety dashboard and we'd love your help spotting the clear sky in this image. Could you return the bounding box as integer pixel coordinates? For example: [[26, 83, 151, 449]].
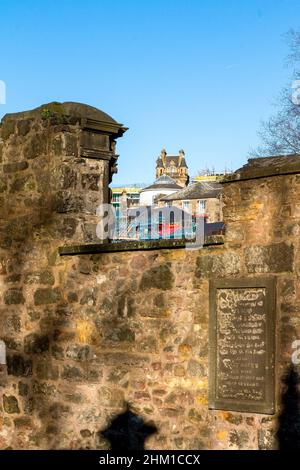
[[0, 0, 299, 185]]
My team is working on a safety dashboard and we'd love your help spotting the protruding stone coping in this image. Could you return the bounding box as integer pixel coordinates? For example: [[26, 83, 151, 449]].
[[1, 101, 128, 137], [59, 235, 224, 256], [222, 154, 300, 183]]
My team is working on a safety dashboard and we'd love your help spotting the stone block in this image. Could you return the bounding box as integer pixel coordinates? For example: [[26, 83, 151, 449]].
[[47, 402, 71, 420], [18, 382, 29, 396], [17, 119, 31, 136], [24, 133, 47, 159], [187, 359, 205, 377], [24, 271, 55, 285], [95, 352, 149, 368], [245, 243, 294, 273], [61, 365, 84, 381], [0, 176, 7, 193], [3, 395, 20, 414], [140, 264, 174, 290], [64, 134, 78, 156], [1, 120, 15, 140], [3, 161, 29, 173], [58, 165, 78, 190], [66, 345, 90, 362], [34, 287, 61, 305], [57, 218, 77, 238], [24, 334, 50, 354], [9, 173, 36, 193], [258, 429, 276, 450], [98, 386, 125, 407], [195, 252, 241, 278], [36, 361, 59, 380], [14, 417, 32, 428], [104, 326, 135, 343], [81, 174, 100, 191], [228, 429, 249, 449], [4, 288, 25, 305]]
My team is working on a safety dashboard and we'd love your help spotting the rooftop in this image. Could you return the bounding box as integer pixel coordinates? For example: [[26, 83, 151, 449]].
[[160, 180, 222, 201], [142, 175, 183, 191], [156, 155, 188, 168]]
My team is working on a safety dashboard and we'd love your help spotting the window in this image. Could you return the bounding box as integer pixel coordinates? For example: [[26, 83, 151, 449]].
[[182, 201, 190, 212], [198, 200, 206, 214], [128, 193, 140, 200], [112, 193, 120, 202]]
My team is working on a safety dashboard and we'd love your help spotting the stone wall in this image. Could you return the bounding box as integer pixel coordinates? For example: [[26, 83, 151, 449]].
[[0, 101, 126, 247], [0, 104, 300, 450]]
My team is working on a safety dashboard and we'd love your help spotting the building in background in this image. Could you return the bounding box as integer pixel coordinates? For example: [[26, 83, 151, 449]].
[[192, 174, 224, 183], [159, 180, 223, 223], [111, 186, 142, 237], [139, 175, 182, 206], [111, 186, 141, 211], [110, 151, 226, 240], [156, 148, 189, 187]]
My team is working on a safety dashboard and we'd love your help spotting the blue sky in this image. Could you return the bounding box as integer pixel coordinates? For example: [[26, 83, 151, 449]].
[[0, 0, 299, 184]]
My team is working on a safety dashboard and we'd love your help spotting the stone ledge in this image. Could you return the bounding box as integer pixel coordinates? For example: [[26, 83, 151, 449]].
[[59, 236, 224, 256], [1, 101, 127, 138], [222, 154, 300, 183]]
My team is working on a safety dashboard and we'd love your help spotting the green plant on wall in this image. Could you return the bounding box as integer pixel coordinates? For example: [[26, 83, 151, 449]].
[[41, 108, 52, 119], [41, 102, 66, 120]]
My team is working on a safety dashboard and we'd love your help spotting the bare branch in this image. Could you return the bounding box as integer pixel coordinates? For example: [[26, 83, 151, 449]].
[[253, 30, 300, 157]]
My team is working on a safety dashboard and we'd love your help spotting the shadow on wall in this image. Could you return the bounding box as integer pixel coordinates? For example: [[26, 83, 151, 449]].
[[277, 364, 300, 450], [99, 404, 157, 451]]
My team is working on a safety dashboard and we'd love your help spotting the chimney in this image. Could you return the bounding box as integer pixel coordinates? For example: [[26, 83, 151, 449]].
[[161, 148, 167, 166], [179, 149, 185, 166]]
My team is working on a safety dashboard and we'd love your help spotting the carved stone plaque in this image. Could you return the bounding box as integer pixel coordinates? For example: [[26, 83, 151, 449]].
[[209, 278, 276, 414]]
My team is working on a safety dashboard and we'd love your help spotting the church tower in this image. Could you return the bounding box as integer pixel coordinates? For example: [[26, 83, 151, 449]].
[[155, 148, 189, 187]]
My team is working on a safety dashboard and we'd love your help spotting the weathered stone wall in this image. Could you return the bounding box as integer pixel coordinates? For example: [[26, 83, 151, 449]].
[[0, 102, 126, 248], [209, 170, 299, 450], [0, 104, 300, 450]]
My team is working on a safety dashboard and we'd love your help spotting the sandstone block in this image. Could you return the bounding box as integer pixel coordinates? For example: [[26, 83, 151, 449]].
[[3, 395, 20, 414]]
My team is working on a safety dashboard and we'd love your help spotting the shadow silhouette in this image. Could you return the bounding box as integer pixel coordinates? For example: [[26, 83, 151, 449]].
[[99, 405, 157, 451], [277, 364, 300, 450]]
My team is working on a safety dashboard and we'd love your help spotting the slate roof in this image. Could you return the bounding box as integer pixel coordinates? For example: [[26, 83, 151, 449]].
[[156, 155, 188, 168], [142, 175, 182, 191], [160, 180, 222, 201]]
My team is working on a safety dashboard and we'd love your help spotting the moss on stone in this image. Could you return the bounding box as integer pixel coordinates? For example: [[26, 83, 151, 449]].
[[41, 102, 66, 119]]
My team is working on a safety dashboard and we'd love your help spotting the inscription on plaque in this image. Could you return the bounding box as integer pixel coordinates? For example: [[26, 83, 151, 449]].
[[217, 288, 266, 401], [209, 278, 275, 414]]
